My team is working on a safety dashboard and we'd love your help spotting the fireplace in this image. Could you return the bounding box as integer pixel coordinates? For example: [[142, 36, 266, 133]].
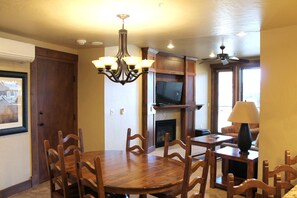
[[155, 119, 176, 148]]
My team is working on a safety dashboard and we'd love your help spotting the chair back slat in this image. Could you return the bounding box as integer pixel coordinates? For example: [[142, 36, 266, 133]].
[[58, 128, 84, 155], [227, 173, 280, 198]]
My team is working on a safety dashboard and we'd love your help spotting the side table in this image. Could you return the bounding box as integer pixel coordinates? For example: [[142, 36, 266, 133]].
[[210, 146, 258, 190], [191, 134, 234, 157]]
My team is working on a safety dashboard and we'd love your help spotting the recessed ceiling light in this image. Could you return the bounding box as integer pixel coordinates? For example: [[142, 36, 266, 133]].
[[92, 41, 103, 46], [236, 31, 247, 37], [77, 39, 87, 45], [167, 42, 174, 49], [209, 51, 216, 58]]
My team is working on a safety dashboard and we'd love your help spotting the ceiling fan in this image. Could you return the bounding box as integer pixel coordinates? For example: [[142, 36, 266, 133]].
[[200, 44, 250, 65]]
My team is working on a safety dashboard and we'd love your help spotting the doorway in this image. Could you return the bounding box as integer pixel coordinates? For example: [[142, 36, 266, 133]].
[[210, 60, 260, 133]]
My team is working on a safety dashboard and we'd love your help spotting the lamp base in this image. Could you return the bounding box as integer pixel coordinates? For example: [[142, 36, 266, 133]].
[[239, 150, 249, 155], [237, 123, 252, 155]]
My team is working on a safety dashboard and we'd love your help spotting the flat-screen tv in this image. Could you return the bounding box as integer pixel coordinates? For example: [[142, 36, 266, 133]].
[[156, 81, 183, 105]]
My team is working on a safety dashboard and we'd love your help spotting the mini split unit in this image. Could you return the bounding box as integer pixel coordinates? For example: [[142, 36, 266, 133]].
[[0, 37, 35, 63]]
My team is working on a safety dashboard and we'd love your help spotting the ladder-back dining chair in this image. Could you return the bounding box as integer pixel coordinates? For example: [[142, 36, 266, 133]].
[[263, 159, 297, 196], [163, 132, 191, 164], [151, 133, 192, 198], [44, 140, 79, 198], [58, 128, 84, 155], [126, 128, 148, 154], [180, 150, 210, 198], [227, 173, 281, 198], [74, 149, 105, 198]]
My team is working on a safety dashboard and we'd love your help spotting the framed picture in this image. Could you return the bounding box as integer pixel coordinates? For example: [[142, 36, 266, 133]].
[[0, 71, 28, 136]]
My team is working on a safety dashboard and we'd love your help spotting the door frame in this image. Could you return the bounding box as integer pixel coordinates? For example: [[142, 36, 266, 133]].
[[30, 47, 78, 185], [210, 60, 260, 133]]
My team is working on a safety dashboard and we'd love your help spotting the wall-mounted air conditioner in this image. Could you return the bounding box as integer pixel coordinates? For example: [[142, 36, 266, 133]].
[[0, 37, 35, 63]]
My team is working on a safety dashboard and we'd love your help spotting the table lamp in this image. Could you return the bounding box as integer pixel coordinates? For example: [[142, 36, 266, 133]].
[[228, 101, 259, 154]]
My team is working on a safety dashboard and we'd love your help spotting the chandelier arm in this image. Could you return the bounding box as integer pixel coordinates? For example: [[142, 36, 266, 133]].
[[99, 71, 121, 83], [123, 72, 144, 83]]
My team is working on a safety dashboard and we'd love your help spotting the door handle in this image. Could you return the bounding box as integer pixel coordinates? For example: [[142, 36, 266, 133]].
[[38, 123, 44, 126]]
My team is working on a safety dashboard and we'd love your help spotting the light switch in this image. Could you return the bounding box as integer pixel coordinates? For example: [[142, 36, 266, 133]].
[[120, 107, 125, 115], [110, 108, 114, 116]]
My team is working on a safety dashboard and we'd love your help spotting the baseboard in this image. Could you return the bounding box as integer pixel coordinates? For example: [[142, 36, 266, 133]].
[[0, 179, 32, 198]]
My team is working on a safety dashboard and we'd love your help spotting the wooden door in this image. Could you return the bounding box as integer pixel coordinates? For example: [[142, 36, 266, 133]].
[[31, 47, 78, 185]]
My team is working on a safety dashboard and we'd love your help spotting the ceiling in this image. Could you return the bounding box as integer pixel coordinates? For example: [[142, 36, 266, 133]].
[[0, 0, 297, 60]]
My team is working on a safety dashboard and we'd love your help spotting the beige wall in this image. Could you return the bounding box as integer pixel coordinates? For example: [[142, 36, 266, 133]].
[[77, 48, 105, 151], [259, 25, 297, 179], [0, 33, 77, 190], [0, 60, 31, 190]]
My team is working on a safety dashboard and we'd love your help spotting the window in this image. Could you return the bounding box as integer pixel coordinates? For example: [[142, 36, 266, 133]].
[[210, 60, 260, 133], [241, 67, 261, 109]]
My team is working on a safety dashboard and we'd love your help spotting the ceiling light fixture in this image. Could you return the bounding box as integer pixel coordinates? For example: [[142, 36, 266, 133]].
[[167, 42, 175, 49], [236, 31, 247, 37], [92, 14, 154, 85], [209, 51, 216, 58], [77, 39, 87, 45]]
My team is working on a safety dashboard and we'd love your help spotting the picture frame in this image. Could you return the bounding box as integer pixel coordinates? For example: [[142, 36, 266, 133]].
[[0, 71, 28, 136]]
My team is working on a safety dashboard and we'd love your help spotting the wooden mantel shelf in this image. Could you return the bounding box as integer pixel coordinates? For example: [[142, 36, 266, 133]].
[[153, 104, 190, 110]]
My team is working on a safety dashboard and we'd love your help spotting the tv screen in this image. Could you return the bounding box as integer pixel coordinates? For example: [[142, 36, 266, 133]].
[[156, 81, 183, 105]]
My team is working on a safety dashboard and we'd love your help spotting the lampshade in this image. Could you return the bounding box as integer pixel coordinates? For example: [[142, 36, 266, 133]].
[[228, 101, 259, 124]]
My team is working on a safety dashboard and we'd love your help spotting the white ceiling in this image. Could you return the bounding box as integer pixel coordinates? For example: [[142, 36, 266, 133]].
[[0, 0, 297, 60]]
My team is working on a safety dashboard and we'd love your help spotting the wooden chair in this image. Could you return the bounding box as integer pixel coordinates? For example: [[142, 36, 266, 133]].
[[150, 134, 192, 198], [263, 159, 297, 196], [58, 128, 84, 155], [74, 149, 105, 198], [126, 128, 148, 154], [163, 132, 191, 164], [44, 140, 79, 198], [227, 173, 280, 198], [285, 150, 297, 165], [180, 149, 210, 198]]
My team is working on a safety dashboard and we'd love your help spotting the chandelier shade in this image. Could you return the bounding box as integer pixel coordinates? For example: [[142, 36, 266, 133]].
[[92, 14, 154, 85]]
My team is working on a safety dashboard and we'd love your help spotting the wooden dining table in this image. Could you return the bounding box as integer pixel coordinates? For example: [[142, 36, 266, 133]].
[[64, 150, 184, 195]]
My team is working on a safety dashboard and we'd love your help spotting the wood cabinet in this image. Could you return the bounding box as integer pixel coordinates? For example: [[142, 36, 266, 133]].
[[141, 48, 197, 152]]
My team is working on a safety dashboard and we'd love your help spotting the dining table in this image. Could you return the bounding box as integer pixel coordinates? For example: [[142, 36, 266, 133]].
[[64, 150, 184, 195]]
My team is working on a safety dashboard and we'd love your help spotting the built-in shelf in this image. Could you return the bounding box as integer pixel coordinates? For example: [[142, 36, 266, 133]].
[[153, 104, 190, 110]]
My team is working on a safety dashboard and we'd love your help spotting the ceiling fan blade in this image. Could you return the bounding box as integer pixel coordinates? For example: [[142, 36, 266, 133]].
[[199, 57, 218, 64], [229, 56, 250, 63]]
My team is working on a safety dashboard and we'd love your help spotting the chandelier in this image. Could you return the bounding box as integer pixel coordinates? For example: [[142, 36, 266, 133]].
[[92, 14, 155, 85]]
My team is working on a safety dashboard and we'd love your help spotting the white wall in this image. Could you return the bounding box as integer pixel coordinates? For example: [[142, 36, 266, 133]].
[[195, 62, 211, 130], [104, 45, 142, 150]]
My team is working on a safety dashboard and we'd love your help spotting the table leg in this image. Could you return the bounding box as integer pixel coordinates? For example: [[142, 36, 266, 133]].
[[210, 151, 216, 188]]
